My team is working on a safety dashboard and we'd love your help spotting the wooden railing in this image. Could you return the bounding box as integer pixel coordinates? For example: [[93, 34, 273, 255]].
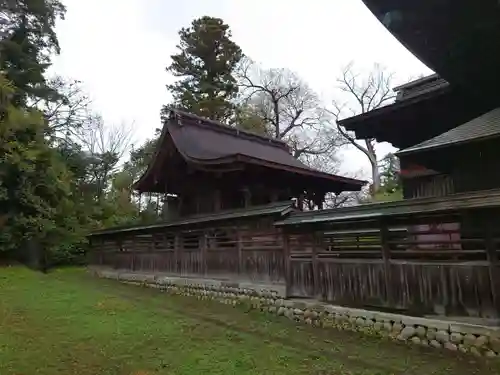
[[286, 211, 500, 318], [91, 222, 286, 284]]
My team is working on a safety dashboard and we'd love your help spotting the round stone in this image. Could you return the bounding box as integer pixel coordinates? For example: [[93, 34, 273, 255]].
[[489, 337, 500, 353], [470, 347, 482, 357], [356, 317, 366, 327], [436, 330, 450, 343], [458, 344, 468, 353], [400, 326, 416, 340], [277, 307, 286, 316], [411, 336, 421, 345], [365, 319, 375, 327], [420, 339, 430, 347], [415, 326, 427, 338], [383, 322, 393, 332], [444, 342, 458, 351], [474, 335, 488, 348], [392, 322, 403, 334], [463, 333, 476, 347], [450, 332, 464, 344], [293, 308, 304, 315], [485, 350, 497, 358], [373, 322, 383, 332], [430, 340, 442, 349], [426, 328, 437, 341], [305, 318, 313, 325]]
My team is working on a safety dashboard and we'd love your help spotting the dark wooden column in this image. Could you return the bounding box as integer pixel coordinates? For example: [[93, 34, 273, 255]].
[[200, 231, 208, 276], [237, 225, 243, 275], [214, 190, 222, 212], [242, 187, 251, 208], [485, 218, 500, 315], [380, 218, 394, 305], [174, 233, 181, 274], [282, 229, 291, 297], [312, 231, 320, 299]]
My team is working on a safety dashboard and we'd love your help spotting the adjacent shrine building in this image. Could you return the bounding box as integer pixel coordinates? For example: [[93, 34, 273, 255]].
[[88, 109, 365, 288], [277, 74, 500, 320]]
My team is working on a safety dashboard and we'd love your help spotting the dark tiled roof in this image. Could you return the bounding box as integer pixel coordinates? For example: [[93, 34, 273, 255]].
[[168, 110, 308, 169], [134, 110, 366, 192], [397, 108, 500, 156], [276, 188, 500, 227], [394, 74, 449, 102], [89, 201, 295, 236]]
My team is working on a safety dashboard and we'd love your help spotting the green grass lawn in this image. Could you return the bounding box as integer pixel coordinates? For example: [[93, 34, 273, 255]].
[[0, 268, 498, 375]]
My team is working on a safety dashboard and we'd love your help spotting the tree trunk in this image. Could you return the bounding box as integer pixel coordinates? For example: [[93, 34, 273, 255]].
[[370, 159, 381, 196]]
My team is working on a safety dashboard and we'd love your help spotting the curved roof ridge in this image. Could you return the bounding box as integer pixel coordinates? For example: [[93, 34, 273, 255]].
[[168, 109, 290, 151]]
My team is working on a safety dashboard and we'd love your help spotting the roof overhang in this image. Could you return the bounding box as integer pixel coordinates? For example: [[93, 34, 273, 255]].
[[89, 201, 295, 237], [338, 85, 495, 149], [133, 110, 367, 194], [361, 0, 500, 98], [275, 189, 500, 228]]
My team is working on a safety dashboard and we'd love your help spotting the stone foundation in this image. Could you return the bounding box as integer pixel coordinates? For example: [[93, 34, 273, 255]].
[[94, 269, 500, 358]]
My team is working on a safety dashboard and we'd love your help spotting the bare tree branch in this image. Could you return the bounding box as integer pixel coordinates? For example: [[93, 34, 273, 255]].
[[329, 63, 396, 194], [75, 116, 136, 160], [236, 57, 343, 170]]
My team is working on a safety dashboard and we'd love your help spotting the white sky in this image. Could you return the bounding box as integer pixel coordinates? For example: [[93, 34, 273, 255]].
[[51, 0, 432, 179]]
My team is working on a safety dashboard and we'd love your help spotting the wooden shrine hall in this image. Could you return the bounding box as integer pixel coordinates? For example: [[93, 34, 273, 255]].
[[276, 75, 500, 321], [88, 109, 365, 287], [89, 2, 500, 321]]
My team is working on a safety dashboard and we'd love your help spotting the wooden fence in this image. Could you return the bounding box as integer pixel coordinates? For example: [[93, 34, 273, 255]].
[[91, 221, 286, 284], [89, 193, 500, 319], [284, 209, 500, 318]]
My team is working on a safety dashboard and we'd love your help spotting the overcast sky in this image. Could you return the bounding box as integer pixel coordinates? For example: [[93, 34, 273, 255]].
[[51, 0, 432, 178]]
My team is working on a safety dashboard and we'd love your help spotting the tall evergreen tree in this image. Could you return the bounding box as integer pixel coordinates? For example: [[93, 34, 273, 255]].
[[0, 0, 66, 106], [164, 16, 243, 122]]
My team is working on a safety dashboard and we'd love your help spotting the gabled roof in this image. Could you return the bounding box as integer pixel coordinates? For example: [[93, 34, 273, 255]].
[[337, 74, 495, 149], [134, 110, 366, 192], [397, 108, 500, 156]]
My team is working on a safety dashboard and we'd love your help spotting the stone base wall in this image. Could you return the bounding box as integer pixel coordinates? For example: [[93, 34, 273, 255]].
[[94, 269, 500, 358]]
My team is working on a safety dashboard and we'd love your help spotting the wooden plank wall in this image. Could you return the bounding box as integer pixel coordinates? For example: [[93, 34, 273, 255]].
[[90, 218, 286, 284], [285, 211, 500, 319]]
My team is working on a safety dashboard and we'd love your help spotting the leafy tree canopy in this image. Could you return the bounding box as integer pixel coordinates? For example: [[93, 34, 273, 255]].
[[165, 16, 243, 122]]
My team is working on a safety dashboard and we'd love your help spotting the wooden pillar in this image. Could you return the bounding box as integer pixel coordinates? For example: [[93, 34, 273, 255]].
[[380, 219, 394, 305], [174, 233, 180, 274], [200, 231, 208, 276], [214, 189, 222, 212], [242, 187, 251, 208], [237, 226, 243, 275], [283, 230, 291, 298], [298, 194, 305, 211], [312, 231, 320, 299], [485, 219, 500, 315]]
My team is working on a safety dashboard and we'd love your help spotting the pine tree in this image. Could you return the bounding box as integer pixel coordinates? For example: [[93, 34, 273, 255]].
[[0, 0, 66, 106], [165, 16, 243, 122]]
